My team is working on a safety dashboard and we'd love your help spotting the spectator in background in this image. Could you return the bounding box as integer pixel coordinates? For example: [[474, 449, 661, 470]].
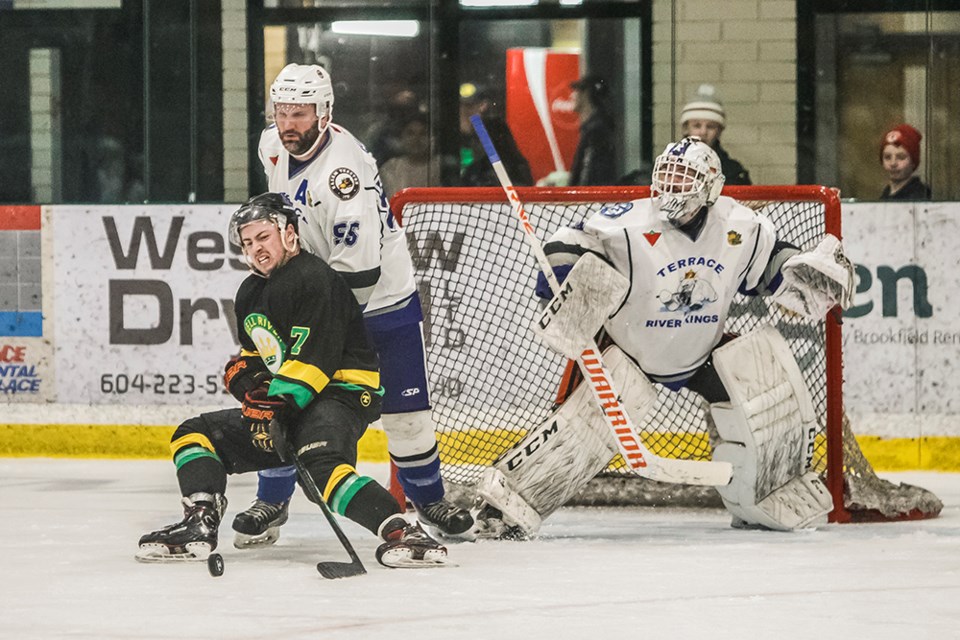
[[879, 124, 931, 200], [568, 74, 617, 186], [680, 84, 751, 185], [379, 112, 441, 200], [365, 89, 423, 168], [459, 82, 533, 187]]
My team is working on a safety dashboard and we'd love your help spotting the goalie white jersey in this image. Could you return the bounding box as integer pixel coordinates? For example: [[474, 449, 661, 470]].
[[258, 124, 416, 313], [546, 196, 778, 381]]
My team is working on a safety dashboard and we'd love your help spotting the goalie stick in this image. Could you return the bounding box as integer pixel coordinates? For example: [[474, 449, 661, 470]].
[[284, 438, 367, 579], [470, 115, 732, 486]]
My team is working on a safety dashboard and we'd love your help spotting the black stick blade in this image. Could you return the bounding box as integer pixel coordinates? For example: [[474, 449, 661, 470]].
[[317, 560, 367, 579]]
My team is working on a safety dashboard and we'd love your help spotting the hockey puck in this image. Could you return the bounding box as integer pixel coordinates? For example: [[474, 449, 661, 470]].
[[207, 553, 224, 577]]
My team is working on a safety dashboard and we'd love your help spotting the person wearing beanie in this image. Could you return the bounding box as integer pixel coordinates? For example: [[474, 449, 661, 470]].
[[880, 124, 931, 200], [679, 84, 751, 185]]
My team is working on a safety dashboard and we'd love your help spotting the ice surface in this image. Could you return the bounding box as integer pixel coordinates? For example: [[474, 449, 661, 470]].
[[1, 459, 958, 639]]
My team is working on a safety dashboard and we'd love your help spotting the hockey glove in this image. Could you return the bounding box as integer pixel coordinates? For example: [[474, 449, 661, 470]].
[[241, 383, 290, 454], [224, 354, 270, 403], [772, 234, 854, 319]]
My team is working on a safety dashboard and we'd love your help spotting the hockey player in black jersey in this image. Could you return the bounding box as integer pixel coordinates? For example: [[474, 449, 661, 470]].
[[137, 193, 448, 569]]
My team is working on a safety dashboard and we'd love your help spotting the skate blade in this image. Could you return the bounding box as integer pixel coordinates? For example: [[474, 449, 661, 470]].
[[233, 527, 280, 549], [420, 522, 479, 543], [135, 541, 212, 563]]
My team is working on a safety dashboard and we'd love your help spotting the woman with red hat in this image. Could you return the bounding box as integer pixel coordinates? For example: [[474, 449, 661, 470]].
[[880, 124, 931, 200]]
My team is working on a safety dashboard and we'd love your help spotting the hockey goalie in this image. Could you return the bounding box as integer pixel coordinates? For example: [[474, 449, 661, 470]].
[[475, 136, 856, 538]]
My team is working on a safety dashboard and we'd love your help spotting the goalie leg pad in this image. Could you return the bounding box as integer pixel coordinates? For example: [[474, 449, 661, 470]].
[[710, 326, 831, 530], [533, 253, 630, 359], [475, 467, 542, 535], [477, 346, 658, 536]]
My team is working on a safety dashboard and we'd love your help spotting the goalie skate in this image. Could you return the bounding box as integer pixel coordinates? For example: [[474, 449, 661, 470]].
[[376, 516, 451, 568], [136, 493, 223, 563], [474, 505, 528, 541]]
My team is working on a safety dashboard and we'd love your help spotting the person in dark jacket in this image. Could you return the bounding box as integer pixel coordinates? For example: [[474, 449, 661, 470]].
[[568, 74, 618, 186], [459, 82, 533, 187], [680, 84, 751, 186], [879, 123, 931, 200]]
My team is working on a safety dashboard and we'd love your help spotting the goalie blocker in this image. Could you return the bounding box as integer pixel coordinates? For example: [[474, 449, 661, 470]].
[[477, 327, 833, 536]]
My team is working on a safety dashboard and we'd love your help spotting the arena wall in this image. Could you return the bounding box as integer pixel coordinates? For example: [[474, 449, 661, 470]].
[[1, 200, 957, 470]]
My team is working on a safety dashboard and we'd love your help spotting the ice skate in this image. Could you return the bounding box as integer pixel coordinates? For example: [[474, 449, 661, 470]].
[[232, 499, 289, 548], [474, 504, 529, 541], [376, 515, 449, 568], [414, 498, 476, 539], [136, 493, 224, 562]]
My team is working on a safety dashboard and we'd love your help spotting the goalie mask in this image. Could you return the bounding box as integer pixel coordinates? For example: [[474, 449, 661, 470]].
[[652, 136, 725, 227], [270, 64, 335, 155], [229, 193, 300, 273]]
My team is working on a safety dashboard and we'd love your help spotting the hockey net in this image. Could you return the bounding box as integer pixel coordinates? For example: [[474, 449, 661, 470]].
[[391, 186, 941, 523]]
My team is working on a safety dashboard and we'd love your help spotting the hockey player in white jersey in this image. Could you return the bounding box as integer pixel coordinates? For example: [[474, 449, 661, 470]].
[[476, 136, 854, 537], [230, 63, 473, 547]]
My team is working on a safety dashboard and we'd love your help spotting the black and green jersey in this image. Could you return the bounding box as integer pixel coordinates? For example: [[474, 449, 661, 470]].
[[234, 251, 382, 412]]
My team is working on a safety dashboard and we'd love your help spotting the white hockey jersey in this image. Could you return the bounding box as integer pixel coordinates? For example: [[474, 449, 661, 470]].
[[258, 124, 416, 314], [548, 196, 778, 381]]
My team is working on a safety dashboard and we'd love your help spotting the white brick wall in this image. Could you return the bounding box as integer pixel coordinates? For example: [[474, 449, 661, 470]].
[[29, 49, 60, 203], [653, 0, 797, 184], [222, 0, 248, 203]]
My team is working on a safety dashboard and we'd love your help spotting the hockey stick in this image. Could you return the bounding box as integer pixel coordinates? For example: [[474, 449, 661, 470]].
[[285, 443, 367, 579], [470, 115, 732, 486]]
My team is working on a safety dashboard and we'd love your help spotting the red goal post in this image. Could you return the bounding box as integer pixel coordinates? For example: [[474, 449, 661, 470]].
[[390, 185, 941, 524]]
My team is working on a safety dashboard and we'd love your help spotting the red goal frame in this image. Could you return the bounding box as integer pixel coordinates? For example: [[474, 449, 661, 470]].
[[391, 185, 850, 522]]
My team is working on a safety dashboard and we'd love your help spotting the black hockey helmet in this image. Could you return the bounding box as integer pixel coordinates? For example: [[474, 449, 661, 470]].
[[228, 192, 300, 247]]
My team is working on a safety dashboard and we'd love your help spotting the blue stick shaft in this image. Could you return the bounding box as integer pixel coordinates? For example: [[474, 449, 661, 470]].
[[470, 114, 501, 165]]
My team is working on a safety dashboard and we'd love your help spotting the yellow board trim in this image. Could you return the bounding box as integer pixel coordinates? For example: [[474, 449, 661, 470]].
[[0, 424, 389, 463], [2, 424, 959, 471]]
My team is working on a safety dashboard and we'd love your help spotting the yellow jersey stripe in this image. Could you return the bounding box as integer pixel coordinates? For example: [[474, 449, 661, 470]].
[[277, 360, 330, 393], [333, 368, 380, 389], [323, 463, 357, 502], [170, 433, 215, 456]]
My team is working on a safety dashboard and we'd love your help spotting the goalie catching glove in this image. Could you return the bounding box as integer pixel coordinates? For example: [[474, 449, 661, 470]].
[[772, 234, 854, 319]]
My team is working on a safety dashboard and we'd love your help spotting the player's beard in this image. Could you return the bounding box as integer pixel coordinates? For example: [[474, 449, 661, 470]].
[[280, 122, 320, 156]]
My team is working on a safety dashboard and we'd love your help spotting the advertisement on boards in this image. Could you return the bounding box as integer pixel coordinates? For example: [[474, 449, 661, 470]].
[[50, 205, 247, 405], [842, 202, 960, 437], [1, 205, 52, 401]]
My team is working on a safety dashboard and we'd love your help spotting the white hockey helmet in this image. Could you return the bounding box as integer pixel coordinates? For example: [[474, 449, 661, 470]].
[[270, 63, 335, 131], [652, 136, 725, 227]]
